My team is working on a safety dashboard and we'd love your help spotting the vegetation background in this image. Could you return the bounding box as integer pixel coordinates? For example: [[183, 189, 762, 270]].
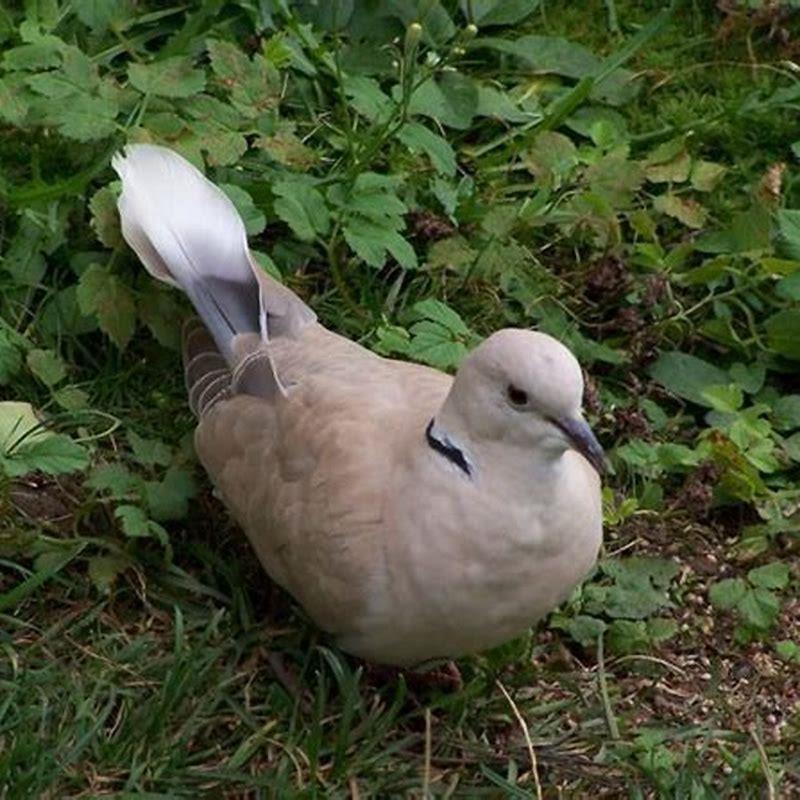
[[1, 0, 800, 796]]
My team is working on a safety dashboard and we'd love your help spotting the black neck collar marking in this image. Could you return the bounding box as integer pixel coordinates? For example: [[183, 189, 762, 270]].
[[425, 419, 472, 477]]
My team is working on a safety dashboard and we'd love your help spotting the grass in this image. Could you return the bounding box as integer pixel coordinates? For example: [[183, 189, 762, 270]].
[[2, 1, 800, 797]]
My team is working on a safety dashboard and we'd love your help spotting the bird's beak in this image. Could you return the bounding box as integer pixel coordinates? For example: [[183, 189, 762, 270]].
[[552, 415, 606, 476]]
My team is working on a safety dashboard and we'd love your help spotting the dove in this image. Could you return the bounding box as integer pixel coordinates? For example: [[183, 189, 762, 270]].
[[113, 144, 604, 667]]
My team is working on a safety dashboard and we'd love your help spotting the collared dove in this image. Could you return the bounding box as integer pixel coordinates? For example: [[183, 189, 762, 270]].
[[113, 144, 604, 667]]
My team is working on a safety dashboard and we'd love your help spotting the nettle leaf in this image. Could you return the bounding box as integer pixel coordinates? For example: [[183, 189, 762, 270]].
[[463, 0, 540, 26], [87, 462, 140, 500], [52, 94, 119, 141], [128, 56, 205, 98], [26, 349, 66, 387], [207, 39, 280, 117], [563, 614, 606, 646], [3, 40, 64, 71], [773, 395, 800, 430], [653, 193, 707, 229], [691, 160, 727, 192], [220, 184, 266, 235], [137, 284, 183, 350], [73, 0, 129, 31], [89, 186, 122, 248], [128, 431, 172, 467], [115, 504, 168, 545], [739, 586, 780, 630], [596, 557, 679, 620], [403, 299, 473, 370], [475, 84, 533, 123], [88, 554, 128, 594], [709, 577, 747, 609], [273, 177, 330, 241], [748, 562, 790, 590], [405, 72, 479, 130], [0, 77, 29, 125], [777, 209, 800, 260], [645, 150, 691, 183], [3, 434, 89, 477], [649, 351, 729, 407], [524, 131, 578, 189], [336, 173, 416, 269], [27, 48, 99, 98], [776, 640, 800, 662], [145, 466, 197, 521], [397, 122, 456, 177], [342, 74, 393, 122], [765, 310, 800, 360], [256, 130, 317, 169], [76, 264, 136, 349], [0, 329, 24, 386]]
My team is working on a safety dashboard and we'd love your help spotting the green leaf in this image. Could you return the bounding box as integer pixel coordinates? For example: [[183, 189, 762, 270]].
[[0, 402, 47, 452], [73, 0, 126, 30], [76, 264, 136, 349], [776, 640, 800, 662], [405, 72, 479, 130], [115, 504, 168, 545], [524, 131, 578, 189], [411, 298, 471, 337], [89, 186, 122, 248], [738, 586, 779, 630], [53, 94, 118, 141], [207, 39, 280, 117], [765, 310, 800, 360], [700, 384, 742, 414], [0, 77, 29, 125], [462, 0, 540, 26], [748, 562, 790, 590], [87, 462, 140, 499], [220, 184, 266, 235], [773, 395, 800, 430], [709, 577, 747, 610], [128, 431, 172, 467], [598, 557, 678, 620], [128, 56, 205, 98], [5, 434, 89, 476], [729, 362, 765, 394], [649, 351, 729, 407], [564, 614, 606, 646], [645, 151, 691, 183], [342, 74, 393, 122], [691, 160, 727, 192], [26, 349, 66, 387], [775, 271, 800, 301], [144, 466, 197, 521], [87, 554, 128, 593], [256, 129, 317, 169], [0, 330, 24, 386], [607, 619, 649, 655], [653, 193, 707, 229], [776, 209, 800, 260], [273, 178, 330, 241], [137, 284, 182, 350], [397, 122, 456, 176], [343, 218, 417, 270]]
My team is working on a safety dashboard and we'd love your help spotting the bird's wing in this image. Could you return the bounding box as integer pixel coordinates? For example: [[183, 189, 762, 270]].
[[194, 325, 451, 637]]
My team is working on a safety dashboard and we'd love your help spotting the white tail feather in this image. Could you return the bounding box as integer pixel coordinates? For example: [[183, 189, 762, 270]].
[[113, 144, 315, 361]]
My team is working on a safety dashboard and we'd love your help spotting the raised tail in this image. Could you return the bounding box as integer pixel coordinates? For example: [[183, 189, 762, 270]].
[[112, 144, 315, 362]]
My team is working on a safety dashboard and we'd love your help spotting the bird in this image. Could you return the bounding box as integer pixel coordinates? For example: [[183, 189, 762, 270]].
[[112, 144, 604, 667]]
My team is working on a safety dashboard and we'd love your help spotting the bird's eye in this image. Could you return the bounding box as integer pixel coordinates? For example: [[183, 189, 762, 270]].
[[507, 384, 528, 407]]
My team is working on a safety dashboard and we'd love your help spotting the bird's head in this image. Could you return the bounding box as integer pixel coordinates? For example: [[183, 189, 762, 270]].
[[438, 329, 605, 476]]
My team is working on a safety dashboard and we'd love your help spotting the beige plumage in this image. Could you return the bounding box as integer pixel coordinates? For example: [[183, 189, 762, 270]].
[[113, 144, 604, 666]]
